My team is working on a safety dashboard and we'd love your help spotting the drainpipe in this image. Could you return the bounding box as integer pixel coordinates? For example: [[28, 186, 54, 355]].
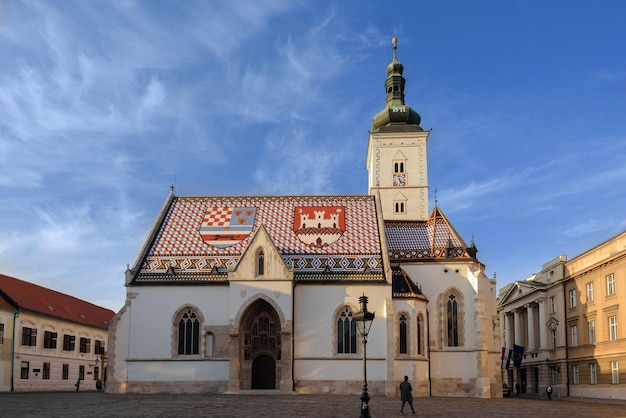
[[427, 309, 432, 396], [10, 310, 19, 392], [562, 280, 570, 397], [291, 279, 295, 392]]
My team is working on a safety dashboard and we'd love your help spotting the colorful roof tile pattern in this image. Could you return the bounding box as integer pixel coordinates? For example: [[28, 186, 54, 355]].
[[385, 207, 473, 261], [136, 195, 383, 282], [391, 265, 428, 300], [0, 274, 115, 329]]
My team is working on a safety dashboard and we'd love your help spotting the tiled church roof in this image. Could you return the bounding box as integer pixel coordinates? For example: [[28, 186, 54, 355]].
[[133, 195, 385, 283], [385, 207, 475, 261], [391, 265, 428, 300], [0, 274, 115, 329]]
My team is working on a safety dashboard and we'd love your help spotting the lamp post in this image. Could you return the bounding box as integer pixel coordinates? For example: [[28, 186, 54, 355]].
[[354, 294, 375, 418]]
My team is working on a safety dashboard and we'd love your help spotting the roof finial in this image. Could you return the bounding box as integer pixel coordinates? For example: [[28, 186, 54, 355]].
[[392, 35, 398, 62], [434, 187, 438, 208]]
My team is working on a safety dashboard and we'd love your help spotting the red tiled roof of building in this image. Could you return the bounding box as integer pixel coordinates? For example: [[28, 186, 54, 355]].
[[0, 292, 14, 310], [0, 274, 115, 330], [133, 195, 384, 282]]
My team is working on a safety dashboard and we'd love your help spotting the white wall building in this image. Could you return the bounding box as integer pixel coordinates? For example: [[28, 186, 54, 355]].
[[0, 273, 115, 392], [108, 38, 501, 398]]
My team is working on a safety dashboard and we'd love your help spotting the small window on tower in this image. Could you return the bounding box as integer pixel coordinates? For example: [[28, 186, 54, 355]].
[[393, 162, 405, 173]]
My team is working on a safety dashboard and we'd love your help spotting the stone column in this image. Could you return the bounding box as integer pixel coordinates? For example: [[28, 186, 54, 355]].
[[514, 309, 522, 346], [527, 303, 536, 351], [538, 298, 547, 349], [504, 312, 512, 349]]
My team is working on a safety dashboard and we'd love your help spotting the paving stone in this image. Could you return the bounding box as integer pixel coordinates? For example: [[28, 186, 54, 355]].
[[0, 392, 625, 417]]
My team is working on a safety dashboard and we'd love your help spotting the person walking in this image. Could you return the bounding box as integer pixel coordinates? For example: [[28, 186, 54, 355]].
[[399, 375, 415, 415], [75, 378, 81, 392], [546, 384, 553, 400]]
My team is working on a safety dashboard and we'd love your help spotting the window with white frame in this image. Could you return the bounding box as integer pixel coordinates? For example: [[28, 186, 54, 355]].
[[611, 361, 619, 384], [79, 337, 91, 353], [44, 331, 57, 349], [20, 361, 29, 379], [571, 325, 578, 347], [63, 334, 75, 351], [586, 282, 594, 302], [572, 364, 579, 384], [549, 296, 556, 313], [21, 327, 37, 346], [609, 316, 618, 341], [590, 363, 597, 384], [551, 329, 557, 349], [569, 289, 577, 308], [588, 321, 595, 344], [607, 274, 616, 295]]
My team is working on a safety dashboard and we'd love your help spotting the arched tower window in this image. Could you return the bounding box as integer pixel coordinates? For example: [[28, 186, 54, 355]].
[[256, 249, 265, 277], [399, 314, 408, 354], [337, 306, 357, 354], [393, 152, 407, 174], [394, 201, 405, 214], [176, 308, 200, 355]]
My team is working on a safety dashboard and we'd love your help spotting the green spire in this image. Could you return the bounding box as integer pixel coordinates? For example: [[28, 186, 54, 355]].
[[371, 37, 422, 132]]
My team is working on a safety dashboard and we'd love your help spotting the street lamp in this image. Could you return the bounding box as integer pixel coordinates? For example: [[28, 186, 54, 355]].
[[354, 293, 375, 418]]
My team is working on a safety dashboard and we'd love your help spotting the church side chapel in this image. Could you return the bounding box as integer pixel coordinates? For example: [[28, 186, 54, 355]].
[[107, 38, 501, 398]]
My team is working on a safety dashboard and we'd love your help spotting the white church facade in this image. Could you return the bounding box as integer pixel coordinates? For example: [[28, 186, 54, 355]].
[[107, 38, 501, 398]]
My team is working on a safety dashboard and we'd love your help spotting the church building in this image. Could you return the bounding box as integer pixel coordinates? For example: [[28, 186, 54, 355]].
[[107, 38, 501, 398]]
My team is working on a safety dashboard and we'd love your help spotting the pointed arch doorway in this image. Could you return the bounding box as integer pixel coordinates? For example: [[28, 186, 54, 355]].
[[240, 299, 282, 390]]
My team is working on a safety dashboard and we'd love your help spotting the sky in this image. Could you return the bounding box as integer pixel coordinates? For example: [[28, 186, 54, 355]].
[[1, 1, 625, 311]]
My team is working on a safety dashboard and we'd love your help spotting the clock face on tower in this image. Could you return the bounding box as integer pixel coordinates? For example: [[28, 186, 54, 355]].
[[392, 173, 407, 187]]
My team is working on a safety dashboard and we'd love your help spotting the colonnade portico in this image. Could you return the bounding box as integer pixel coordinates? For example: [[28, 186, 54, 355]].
[[502, 297, 549, 352]]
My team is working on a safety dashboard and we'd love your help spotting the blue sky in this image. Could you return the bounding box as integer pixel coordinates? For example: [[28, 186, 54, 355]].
[[1, 1, 625, 311]]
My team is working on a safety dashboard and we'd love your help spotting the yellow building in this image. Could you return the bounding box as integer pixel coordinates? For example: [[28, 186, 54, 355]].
[[498, 256, 568, 398], [565, 231, 626, 401]]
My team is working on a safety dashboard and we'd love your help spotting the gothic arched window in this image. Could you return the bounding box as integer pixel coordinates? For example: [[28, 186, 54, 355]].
[[257, 249, 265, 276], [177, 308, 200, 355], [447, 294, 459, 347], [337, 306, 357, 354], [399, 314, 408, 354]]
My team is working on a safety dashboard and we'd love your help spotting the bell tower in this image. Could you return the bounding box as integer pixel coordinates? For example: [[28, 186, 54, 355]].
[[366, 37, 430, 221]]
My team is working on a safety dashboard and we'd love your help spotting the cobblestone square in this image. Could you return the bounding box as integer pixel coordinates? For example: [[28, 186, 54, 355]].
[[1, 392, 625, 418]]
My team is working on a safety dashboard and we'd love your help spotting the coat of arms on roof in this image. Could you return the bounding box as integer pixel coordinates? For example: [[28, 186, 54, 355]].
[[293, 206, 345, 248], [200, 206, 256, 248]]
